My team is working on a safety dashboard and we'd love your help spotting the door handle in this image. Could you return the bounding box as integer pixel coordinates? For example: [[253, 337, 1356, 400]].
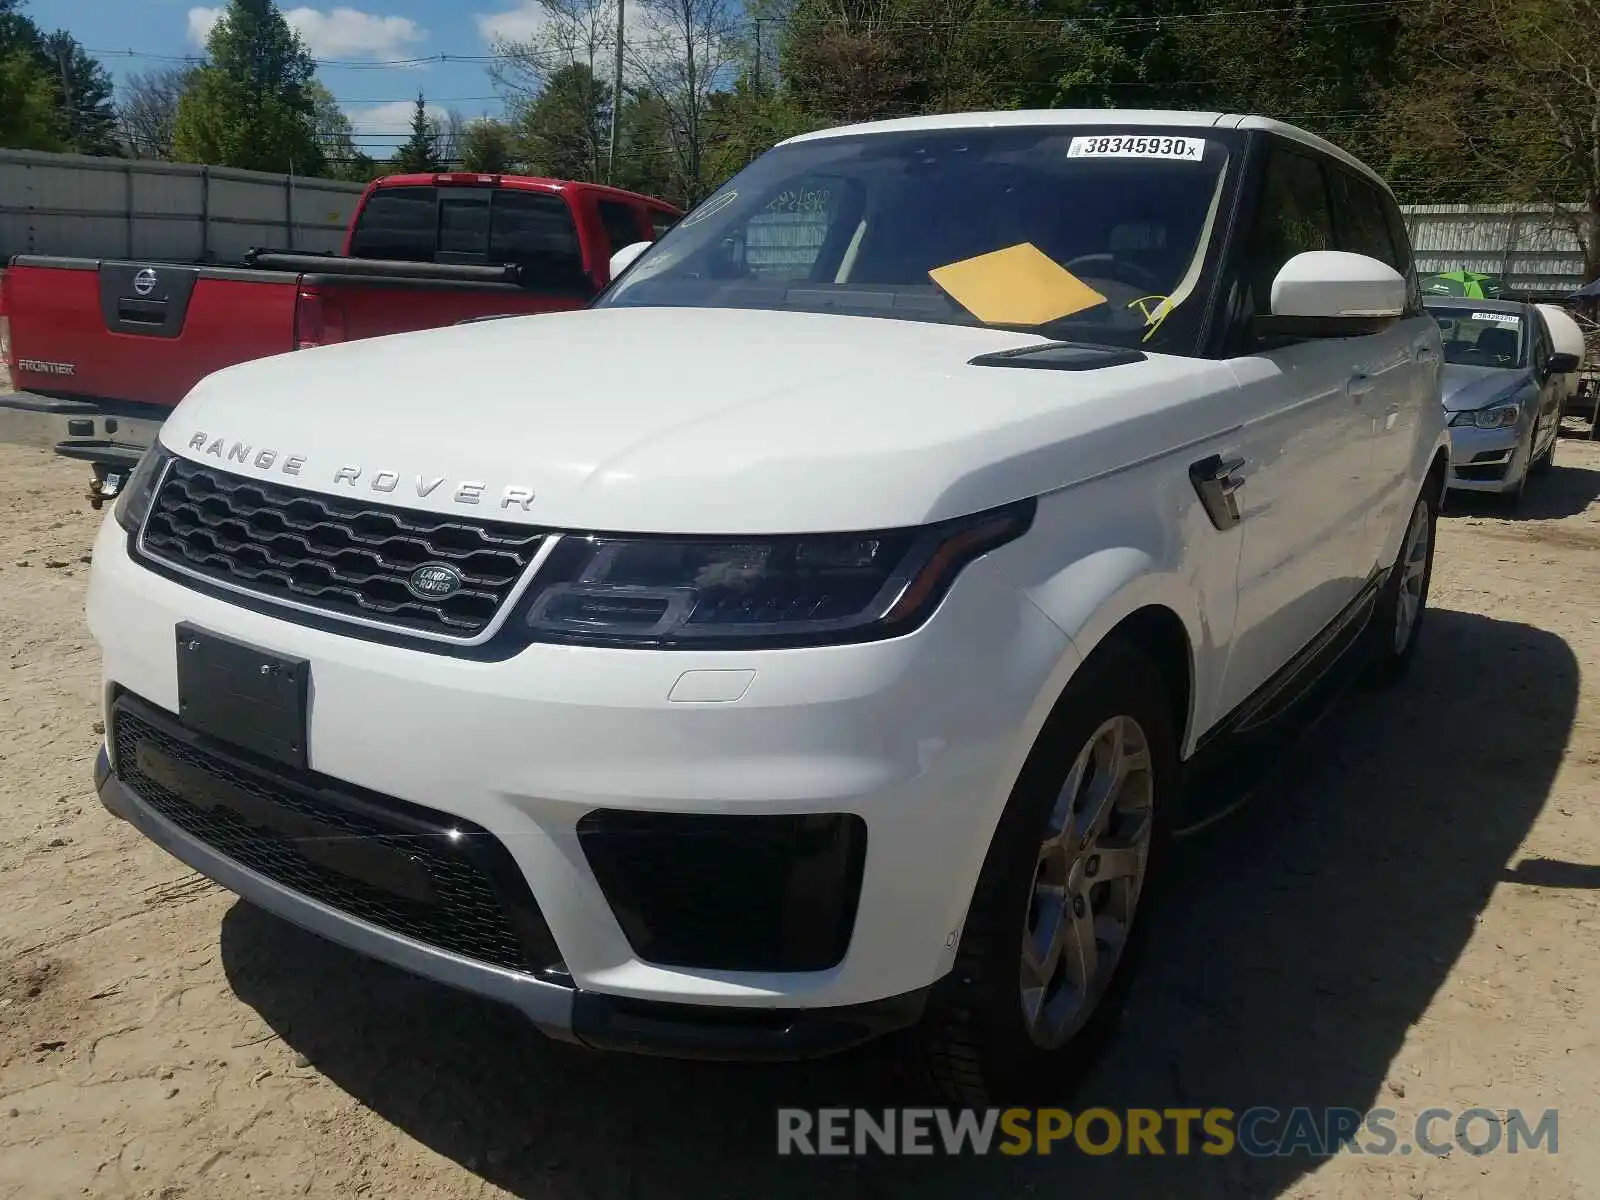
[[1190, 454, 1247, 531], [1347, 373, 1375, 399]]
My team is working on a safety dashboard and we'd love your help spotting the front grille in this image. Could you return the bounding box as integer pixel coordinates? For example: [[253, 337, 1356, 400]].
[[112, 699, 562, 976], [578, 810, 867, 972], [139, 458, 547, 639]]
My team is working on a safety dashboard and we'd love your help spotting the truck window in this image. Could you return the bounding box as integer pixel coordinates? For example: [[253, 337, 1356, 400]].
[[1241, 145, 1334, 316], [596, 200, 643, 254], [349, 187, 436, 261], [490, 192, 583, 274], [439, 193, 491, 258], [649, 210, 676, 239]]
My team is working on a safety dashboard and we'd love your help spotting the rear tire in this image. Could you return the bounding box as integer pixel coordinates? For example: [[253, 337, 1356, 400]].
[[1363, 484, 1437, 689], [904, 640, 1177, 1105]]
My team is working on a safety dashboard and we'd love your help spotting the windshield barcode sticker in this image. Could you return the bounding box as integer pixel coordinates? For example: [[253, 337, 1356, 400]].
[[1067, 135, 1206, 161], [1471, 311, 1520, 324]]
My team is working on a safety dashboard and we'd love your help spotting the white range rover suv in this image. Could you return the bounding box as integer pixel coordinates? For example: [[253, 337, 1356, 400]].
[[88, 110, 1448, 1102]]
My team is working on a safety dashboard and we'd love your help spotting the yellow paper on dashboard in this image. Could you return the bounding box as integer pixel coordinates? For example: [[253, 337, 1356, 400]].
[[928, 243, 1107, 326]]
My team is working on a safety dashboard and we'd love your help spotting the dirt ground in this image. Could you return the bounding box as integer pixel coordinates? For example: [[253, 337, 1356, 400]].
[[2, 434, 1599, 1200]]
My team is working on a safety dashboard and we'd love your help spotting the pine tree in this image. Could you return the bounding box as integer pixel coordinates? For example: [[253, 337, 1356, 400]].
[[392, 93, 442, 172], [40, 30, 119, 154]]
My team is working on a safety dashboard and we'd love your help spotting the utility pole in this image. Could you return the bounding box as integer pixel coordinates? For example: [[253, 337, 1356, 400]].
[[608, 0, 625, 184], [753, 18, 762, 91]]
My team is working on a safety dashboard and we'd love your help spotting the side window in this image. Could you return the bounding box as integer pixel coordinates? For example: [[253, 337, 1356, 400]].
[[490, 192, 583, 280], [596, 200, 644, 255], [1531, 311, 1551, 373], [348, 187, 437, 261], [1328, 170, 1398, 269], [742, 178, 846, 281], [649, 209, 677, 240], [1379, 196, 1423, 314], [1241, 145, 1334, 316]]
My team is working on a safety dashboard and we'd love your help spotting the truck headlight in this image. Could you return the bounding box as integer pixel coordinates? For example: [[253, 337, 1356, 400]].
[[113, 443, 174, 532], [519, 499, 1036, 648], [1450, 404, 1520, 430]]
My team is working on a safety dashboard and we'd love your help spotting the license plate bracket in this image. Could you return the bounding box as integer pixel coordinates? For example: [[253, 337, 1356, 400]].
[[175, 622, 309, 770]]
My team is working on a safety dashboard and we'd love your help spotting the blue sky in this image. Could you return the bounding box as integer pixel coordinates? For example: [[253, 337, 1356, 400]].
[[27, 0, 544, 148]]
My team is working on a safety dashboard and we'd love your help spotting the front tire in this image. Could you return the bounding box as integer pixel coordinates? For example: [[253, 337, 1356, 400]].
[[1530, 425, 1556, 475], [905, 640, 1177, 1105], [1363, 484, 1437, 688]]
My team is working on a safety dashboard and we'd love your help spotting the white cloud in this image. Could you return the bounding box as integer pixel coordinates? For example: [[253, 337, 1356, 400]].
[[475, 2, 554, 44], [188, 6, 224, 46], [345, 99, 449, 137], [187, 6, 427, 60]]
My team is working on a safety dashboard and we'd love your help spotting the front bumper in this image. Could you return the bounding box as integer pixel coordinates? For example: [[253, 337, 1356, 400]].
[[87, 512, 1074, 1042], [1445, 421, 1526, 492], [94, 744, 928, 1059]]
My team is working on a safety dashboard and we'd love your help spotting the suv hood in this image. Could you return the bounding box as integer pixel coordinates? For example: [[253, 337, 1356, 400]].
[[163, 306, 1239, 534], [1440, 363, 1529, 412]]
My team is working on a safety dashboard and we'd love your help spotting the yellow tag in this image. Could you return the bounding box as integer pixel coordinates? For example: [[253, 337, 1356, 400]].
[[928, 243, 1107, 326]]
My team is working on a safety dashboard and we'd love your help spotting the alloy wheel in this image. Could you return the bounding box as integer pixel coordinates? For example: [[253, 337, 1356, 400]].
[[1019, 714, 1154, 1049]]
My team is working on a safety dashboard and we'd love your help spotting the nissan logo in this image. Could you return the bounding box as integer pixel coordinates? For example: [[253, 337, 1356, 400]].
[[133, 268, 158, 297], [406, 562, 464, 600]]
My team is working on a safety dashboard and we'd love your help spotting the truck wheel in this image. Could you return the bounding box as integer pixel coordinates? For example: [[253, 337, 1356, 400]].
[[905, 640, 1176, 1105], [1362, 486, 1437, 689]]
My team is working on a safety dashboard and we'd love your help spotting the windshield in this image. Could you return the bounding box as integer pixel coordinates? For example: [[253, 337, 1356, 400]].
[[598, 126, 1235, 354], [1428, 306, 1527, 369]]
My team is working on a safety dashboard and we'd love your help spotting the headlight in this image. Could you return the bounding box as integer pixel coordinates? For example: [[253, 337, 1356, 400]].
[[518, 499, 1036, 649], [113, 443, 174, 532], [1450, 404, 1520, 430]]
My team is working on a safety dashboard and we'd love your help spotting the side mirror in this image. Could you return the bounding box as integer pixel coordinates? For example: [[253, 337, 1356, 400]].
[[1547, 350, 1581, 375], [1259, 250, 1407, 340], [609, 241, 651, 280]]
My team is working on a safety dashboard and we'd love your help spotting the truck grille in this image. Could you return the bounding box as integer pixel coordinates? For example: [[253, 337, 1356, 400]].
[[112, 697, 563, 977], [139, 458, 546, 640]]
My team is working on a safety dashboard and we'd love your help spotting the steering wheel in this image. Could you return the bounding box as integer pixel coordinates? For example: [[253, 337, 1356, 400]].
[[1062, 254, 1166, 294]]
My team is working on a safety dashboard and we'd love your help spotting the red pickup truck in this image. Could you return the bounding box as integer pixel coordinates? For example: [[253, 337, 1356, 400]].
[[0, 172, 679, 504]]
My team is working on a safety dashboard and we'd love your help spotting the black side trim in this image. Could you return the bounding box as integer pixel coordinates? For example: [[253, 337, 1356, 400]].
[[1196, 569, 1386, 755], [571, 986, 929, 1062], [968, 341, 1148, 371]]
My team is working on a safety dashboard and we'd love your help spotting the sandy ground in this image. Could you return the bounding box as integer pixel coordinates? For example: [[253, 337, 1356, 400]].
[[2, 435, 1599, 1199]]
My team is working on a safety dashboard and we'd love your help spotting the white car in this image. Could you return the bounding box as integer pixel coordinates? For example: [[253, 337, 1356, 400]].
[[88, 110, 1448, 1103]]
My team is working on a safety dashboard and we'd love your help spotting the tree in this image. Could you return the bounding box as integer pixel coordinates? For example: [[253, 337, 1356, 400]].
[[489, 0, 621, 180], [459, 118, 518, 173], [1385, 0, 1600, 282], [514, 62, 612, 180], [39, 30, 119, 154], [172, 0, 325, 174], [392, 92, 443, 172], [625, 0, 742, 202], [0, 46, 59, 150], [308, 80, 376, 180], [119, 66, 195, 159]]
